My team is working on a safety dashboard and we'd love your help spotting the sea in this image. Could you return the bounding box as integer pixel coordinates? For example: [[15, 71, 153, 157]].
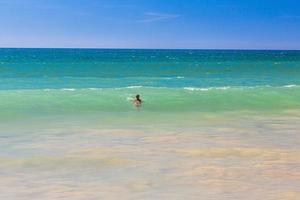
[[0, 48, 300, 200]]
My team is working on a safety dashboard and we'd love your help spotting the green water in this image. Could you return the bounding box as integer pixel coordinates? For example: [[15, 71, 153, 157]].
[[1, 48, 300, 124]]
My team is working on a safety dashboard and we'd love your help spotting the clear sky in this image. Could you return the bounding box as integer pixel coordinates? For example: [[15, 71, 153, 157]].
[[0, 0, 300, 49]]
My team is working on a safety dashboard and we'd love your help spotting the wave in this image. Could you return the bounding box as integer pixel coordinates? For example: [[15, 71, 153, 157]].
[[61, 88, 76, 91], [123, 86, 143, 89], [183, 85, 300, 91], [183, 86, 230, 91], [283, 84, 297, 88], [1, 85, 300, 119], [29, 85, 300, 93]]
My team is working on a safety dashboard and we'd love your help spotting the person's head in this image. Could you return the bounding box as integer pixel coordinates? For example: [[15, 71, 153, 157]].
[[136, 94, 140, 99]]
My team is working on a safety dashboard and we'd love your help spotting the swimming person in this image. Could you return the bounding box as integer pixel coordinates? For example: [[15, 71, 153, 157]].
[[133, 94, 142, 107]]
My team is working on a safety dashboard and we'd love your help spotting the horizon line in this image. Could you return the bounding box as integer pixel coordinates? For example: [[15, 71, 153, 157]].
[[0, 47, 300, 51]]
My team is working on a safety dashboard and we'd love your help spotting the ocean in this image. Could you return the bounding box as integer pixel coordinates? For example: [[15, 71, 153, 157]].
[[1, 48, 300, 199]]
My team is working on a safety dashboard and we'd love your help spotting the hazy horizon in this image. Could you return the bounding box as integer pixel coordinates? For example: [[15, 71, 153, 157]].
[[1, 47, 300, 51]]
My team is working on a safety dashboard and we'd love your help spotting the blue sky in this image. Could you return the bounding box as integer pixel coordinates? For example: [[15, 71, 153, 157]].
[[0, 0, 300, 49]]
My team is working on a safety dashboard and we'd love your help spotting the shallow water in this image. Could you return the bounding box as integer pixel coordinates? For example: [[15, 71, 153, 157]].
[[1, 113, 300, 200]]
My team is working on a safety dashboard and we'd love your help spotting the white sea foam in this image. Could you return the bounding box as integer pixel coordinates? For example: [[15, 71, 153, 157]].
[[61, 88, 76, 91], [184, 87, 210, 91], [218, 86, 231, 90], [125, 86, 143, 89], [184, 87, 231, 91], [183, 85, 299, 91], [29, 85, 300, 93], [88, 88, 102, 90], [126, 96, 134, 101], [113, 86, 144, 90], [283, 85, 297, 88], [161, 76, 185, 80]]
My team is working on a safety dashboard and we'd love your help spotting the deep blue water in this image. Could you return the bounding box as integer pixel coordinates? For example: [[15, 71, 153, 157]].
[[1, 48, 300, 90]]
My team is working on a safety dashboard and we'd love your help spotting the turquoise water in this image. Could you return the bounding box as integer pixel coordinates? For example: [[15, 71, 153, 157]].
[[1, 49, 300, 88], [1, 49, 300, 121]]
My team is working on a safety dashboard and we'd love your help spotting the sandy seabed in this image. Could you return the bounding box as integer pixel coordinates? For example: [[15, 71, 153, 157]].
[[0, 114, 300, 200]]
